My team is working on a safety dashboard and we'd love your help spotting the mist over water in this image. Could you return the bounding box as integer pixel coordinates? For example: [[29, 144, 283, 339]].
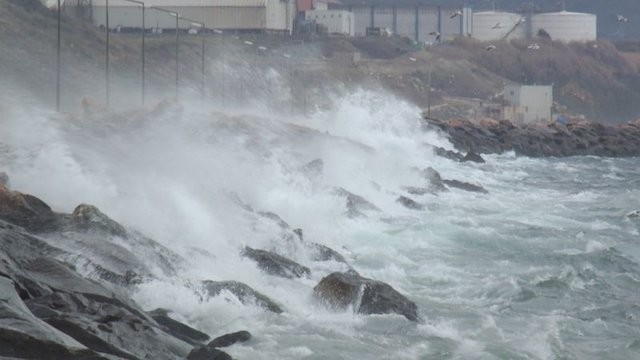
[[2, 75, 640, 359]]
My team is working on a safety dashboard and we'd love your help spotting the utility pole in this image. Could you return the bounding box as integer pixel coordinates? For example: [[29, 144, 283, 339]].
[[106, 0, 110, 107], [56, 0, 61, 111]]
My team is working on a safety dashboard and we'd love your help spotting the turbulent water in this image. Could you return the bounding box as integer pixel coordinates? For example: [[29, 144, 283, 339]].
[[2, 88, 640, 360]]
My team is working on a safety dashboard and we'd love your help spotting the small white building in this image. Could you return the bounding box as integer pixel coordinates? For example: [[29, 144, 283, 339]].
[[306, 9, 354, 36], [84, 0, 295, 33], [503, 84, 553, 124]]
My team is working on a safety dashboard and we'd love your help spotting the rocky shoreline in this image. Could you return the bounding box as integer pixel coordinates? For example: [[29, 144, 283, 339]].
[[424, 116, 640, 158], [0, 173, 420, 359]]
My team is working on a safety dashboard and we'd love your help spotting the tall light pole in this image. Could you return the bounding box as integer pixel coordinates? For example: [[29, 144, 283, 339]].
[[213, 29, 224, 103], [106, 0, 110, 107], [150, 6, 180, 99], [181, 17, 206, 101], [56, 0, 61, 111], [124, 0, 146, 105]]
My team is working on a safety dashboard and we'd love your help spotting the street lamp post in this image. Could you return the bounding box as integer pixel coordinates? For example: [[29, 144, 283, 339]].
[[106, 0, 110, 107], [56, 0, 61, 111], [150, 6, 180, 99], [124, 0, 146, 105], [181, 17, 206, 101], [213, 29, 224, 103]]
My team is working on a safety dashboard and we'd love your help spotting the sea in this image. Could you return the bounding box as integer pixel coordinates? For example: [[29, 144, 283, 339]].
[[1, 88, 639, 360]]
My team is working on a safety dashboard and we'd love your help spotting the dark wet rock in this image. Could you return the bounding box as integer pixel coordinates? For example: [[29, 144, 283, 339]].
[[69, 204, 127, 237], [300, 158, 324, 179], [241, 246, 310, 279], [208, 330, 252, 348], [461, 151, 485, 163], [404, 186, 431, 196], [420, 167, 448, 193], [201, 280, 283, 313], [148, 308, 209, 346], [441, 179, 489, 194], [187, 346, 232, 360], [396, 196, 424, 210], [332, 187, 380, 218], [424, 117, 640, 158], [257, 211, 290, 229], [433, 146, 463, 161], [0, 186, 60, 232], [307, 242, 349, 265], [293, 228, 303, 240], [313, 271, 419, 322]]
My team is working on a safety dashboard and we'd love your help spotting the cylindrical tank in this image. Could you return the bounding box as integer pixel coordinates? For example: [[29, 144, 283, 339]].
[[472, 11, 525, 41], [531, 11, 596, 43]]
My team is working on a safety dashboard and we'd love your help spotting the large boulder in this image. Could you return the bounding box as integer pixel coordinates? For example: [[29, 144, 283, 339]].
[[241, 246, 311, 279], [186, 346, 232, 360], [208, 330, 252, 348], [332, 187, 380, 218], [441, 179, 489, 194], [200, 280, 283, 313], [313, 271, 419, 322], [148, 308, 210, 346], [69, 204, 127, 237], [0, 186, 60, 232]]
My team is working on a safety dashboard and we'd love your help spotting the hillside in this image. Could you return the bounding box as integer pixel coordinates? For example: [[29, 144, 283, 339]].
[[2, 0, 640, 123]]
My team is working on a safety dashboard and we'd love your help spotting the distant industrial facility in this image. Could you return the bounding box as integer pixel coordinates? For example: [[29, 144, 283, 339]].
[[62, 0, 596, 43]]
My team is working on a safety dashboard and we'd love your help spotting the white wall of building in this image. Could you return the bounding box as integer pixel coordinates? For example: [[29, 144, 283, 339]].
[[503, 85, 553, 124], [472, 11, 525, 41], [306, 9, 354, 36], [531, 11, 596, 43]]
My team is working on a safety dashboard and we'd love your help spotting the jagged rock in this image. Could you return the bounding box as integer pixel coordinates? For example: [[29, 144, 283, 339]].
[[420, 167, 448, 193], [257, 211, 290, 229], [208, 330, 252, 348], [313, 271, 419, 322], [241, 246, 310, 279], [404, 186, 431, 196], [441, 179, 489, 194], [148, 308, 209, 346], [187, 346, 232, 360], [0, 186, 60, 232], [307, 242, 349, 265], [433, 146, 463, 161], [461, 151, 485, 163], [70, 204, 127, 237], [201, 280, 283, 313], [396, 196, 424, 210], [332, 187, 380, 218]]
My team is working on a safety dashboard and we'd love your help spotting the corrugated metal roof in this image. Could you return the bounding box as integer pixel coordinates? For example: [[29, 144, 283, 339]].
[[93, 0, 267, 7], [296, 0, 312, 12]]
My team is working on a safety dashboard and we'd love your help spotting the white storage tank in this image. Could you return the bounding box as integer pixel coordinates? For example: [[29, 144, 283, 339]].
[[531, 11, 596, 43], [472, 11, 525, 41]]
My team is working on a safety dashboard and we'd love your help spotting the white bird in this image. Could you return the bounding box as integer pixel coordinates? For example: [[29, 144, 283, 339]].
[[617, 15, 629, 23], [409, 57, 417, 62], [450, 10, 463, 19], [492, 22, 503, 29], [527, 43, 540, 50], [486, 44, 496, 51], [516, 17, 526, 26]]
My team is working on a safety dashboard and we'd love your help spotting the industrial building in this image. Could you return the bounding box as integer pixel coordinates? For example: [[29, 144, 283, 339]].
[[68, 0, 296, 34], [305, 9, 355, 36], [332, 1, 471, 42], [470, 10, 596, 43], [503, 84, 553, 124]]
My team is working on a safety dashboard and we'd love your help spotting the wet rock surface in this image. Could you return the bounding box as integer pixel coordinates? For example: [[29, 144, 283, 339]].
[[241, 246, 311, 279], [426, 117, 640, 157], [208, 330, 252, 348], [201, 280, 284, 314], [313, 271, 419, 322]]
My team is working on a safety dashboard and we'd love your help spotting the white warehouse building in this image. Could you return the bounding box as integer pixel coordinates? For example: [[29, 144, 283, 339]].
[[83, 0, 295, 33], [531, 11, 596, 43]]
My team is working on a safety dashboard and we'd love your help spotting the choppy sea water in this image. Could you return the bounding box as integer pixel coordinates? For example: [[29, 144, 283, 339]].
[[1, 90, 639, 359]]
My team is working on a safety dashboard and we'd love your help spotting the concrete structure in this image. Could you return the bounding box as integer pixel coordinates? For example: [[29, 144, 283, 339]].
[[530, 11, 596, 43], [471, 11, 526, 41], [503, 84, 553, 124], [81, 0, 295, 33], [306, 9, 354, 36], [333, 2, 471, 42]]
